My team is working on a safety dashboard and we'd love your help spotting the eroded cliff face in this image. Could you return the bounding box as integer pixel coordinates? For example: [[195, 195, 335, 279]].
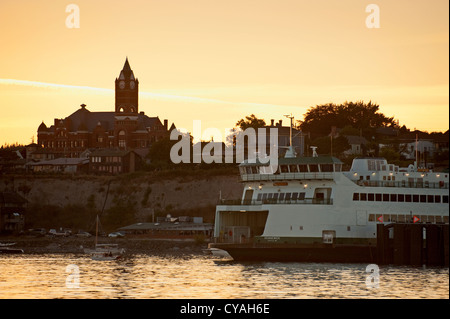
[[1, 173, 243, 223]]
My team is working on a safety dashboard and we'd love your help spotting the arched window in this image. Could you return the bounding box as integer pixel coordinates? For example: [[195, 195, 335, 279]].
[[118, 130, 126, 148]]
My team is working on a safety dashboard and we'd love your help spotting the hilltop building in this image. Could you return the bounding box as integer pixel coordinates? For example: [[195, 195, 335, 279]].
[[36, 58, 175, 158]]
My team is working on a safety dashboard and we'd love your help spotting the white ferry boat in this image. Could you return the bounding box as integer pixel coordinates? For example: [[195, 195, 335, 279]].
[[210, 148, 449, 262]]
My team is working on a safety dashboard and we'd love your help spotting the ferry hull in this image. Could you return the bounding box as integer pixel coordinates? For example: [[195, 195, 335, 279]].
[[210, 243, 376, 263]]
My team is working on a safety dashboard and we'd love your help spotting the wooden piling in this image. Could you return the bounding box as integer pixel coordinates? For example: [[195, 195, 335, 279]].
[[393, 224, 409, 265], [377, 222, 448, 266], [443, 224, 449, 267], [376, 224, 390, 265], [409, 224, 423, 266]]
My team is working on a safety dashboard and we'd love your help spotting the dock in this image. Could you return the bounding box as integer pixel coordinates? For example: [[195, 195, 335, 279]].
[[377, 223, 449, 266]]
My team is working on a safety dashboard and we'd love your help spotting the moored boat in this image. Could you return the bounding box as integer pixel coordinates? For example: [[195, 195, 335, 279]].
[[0, 243, 24, 254], [85, 215, 125, 260]]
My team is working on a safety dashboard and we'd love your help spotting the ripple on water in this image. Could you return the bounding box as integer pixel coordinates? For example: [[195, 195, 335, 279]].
[[0, 254, 448, 299]]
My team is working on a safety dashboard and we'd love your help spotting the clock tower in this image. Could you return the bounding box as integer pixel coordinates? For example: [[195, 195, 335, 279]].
[[114, 58, 139, 149], [115, 57, 139, 115]]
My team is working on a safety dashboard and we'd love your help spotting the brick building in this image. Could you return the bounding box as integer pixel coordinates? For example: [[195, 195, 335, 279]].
[[37, 58, 175, 158]]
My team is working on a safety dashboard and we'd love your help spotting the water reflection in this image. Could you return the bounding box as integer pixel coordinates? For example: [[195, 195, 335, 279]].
[[0, 254, 448, 299]]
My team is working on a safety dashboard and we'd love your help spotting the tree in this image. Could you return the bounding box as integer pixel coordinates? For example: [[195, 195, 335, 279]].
[[298, 101, 397, 137], [235, 114, 266, 130]]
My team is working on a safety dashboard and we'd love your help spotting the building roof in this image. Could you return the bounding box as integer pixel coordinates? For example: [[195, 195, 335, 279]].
[[346, 135, 368, 145], [26, 158, 89, 166], [118, 222, 213, 232], [240, 155, 342, 166], [89, 148, 141, 157]]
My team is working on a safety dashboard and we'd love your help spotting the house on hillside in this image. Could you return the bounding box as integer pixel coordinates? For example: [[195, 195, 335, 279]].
[[344, 135, 368, 155], [0, 192, 27, 234], [89, 149, 142, 174]]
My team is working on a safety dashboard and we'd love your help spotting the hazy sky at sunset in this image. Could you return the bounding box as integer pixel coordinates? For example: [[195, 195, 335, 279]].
[[0, 0, 448, 145]]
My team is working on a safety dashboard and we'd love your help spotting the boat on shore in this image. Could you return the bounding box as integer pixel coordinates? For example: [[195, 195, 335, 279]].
[[209, 143, 449, 263], [0, 242, 24, 254]]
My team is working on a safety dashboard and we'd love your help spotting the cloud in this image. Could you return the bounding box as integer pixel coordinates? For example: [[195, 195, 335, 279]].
[[0, 78, 298, 109]]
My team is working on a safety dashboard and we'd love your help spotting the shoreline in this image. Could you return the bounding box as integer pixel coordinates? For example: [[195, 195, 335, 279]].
[[0, 236, 209, 256]]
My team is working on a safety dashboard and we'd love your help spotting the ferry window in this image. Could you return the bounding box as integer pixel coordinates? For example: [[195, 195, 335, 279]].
[[390, 194, 397, 202], [405, 194, 412, 202], [420, 195, 426, 203], [383, 176, 386, 181], [334, 164, 342, 172], [435, 195, 441, 203], [413, 195, 419, 202], [368, 160, 376, 171], [246, 167, 252, 174], [292, 192, 298, 200], [436, 216, 442, 223], [368, 193, 375, 201], [268, 193, 273, 200], [375, 193, 382, 201], [279, 193, 285, 201], [398, 194, 404, 202], [366, 176, 370, 180], [353, 193, 360, 201], [427, 195, 434, 203], [281, 165, 289, 173], [368, 214, 375, 222], [309, 164, 319, 172], [443, 195, 448, 203], [257, 193, 262, 201], [273, 193, 279, 201], [285, 193, 291, 200], [392, 176, 395, 181], [298, 192, 306, 200], [262, 193, 268, 201], [321, 164, 333, 172], [398, 215, 405, 223], [360, 193, 367, 201], [382, 194, 389, 201], [289, 165, 298, 172], [382, 165, 386, 171], [299, 164, 308, 172]]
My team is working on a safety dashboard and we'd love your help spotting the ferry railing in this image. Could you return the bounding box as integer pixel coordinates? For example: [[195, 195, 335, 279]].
[[218, 198, 333, 206], [353, 180, 449, 189], [241, 172, 335, 182]]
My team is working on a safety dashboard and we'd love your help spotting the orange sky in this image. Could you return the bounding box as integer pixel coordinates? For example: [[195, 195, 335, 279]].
[[0, 0, 448, 145]]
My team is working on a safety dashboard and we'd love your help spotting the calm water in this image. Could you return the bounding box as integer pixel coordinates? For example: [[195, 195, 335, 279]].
[[0, 254, 448, 299]]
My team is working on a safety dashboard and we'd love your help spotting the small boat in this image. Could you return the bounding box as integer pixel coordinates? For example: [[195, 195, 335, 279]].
[[87, 244, 125, 261], [0, 242, 24, 254], [85, 215, 125, 260], [202, 247, 232, 258]]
